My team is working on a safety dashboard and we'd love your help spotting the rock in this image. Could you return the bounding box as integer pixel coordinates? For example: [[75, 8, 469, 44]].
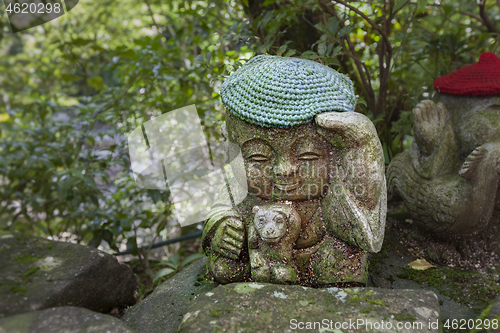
[[179, 283, 440, 332], [0, 306, 135, 333], [369, 220, 479, 322], [122, 256, 215, 333], [486, 296, 500, 320], [369, 218, 485, 322], [0, 234, 138, 317]]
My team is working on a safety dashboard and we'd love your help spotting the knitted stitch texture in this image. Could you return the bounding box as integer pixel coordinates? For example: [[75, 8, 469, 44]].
[[220, 55, 356, 128], [433, 52, 500, 96]]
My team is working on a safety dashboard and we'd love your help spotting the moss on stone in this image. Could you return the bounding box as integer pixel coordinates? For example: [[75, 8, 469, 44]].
[[346, 289, 387, 307], [390, 309, 416, 322], [23, 266, 40, 277], [368, 250, 389, 275], [347, 294, 359, 304], [233, 284, 259, 294], [368, 298, 387, 306], [397, 266, 500, 311], [211, 309, 222, 317], [330, 135, 347, 150], [10, 284, 27, 296], [14, 253, 40, 264]]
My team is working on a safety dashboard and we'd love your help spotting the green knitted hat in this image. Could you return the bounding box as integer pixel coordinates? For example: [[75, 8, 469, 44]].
[[220, 55, 356, 128]]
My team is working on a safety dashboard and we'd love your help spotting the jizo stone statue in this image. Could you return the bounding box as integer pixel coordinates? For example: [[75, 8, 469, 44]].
[[388, 52, 500, 244], [202, 55, 387, 286]]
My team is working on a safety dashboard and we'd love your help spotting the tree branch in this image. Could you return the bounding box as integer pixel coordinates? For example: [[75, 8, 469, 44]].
[[478, 0, 499, 34], [143, 0, 158, 27], [318, 1, 375, 110], [456, 10, 485, 24], [325, 0, 392, 48]]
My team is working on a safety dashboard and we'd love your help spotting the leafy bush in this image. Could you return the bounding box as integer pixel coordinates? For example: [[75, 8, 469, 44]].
[[0, 0, 248, 254], [0, 0, 498, 261], [152, 253, 205, 283]]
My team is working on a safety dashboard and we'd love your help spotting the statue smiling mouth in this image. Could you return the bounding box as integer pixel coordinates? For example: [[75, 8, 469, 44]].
[[275, 182, 300, 191]]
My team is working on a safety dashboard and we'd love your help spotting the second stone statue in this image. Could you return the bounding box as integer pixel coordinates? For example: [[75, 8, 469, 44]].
[[202, 55, 387, 286]]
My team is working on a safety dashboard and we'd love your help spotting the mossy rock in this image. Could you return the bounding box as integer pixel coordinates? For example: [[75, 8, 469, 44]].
[[178, 283, 440, 332], [0, 234, 138, 317], [121, 257, 216, 333], [0, 306, 136, 333]]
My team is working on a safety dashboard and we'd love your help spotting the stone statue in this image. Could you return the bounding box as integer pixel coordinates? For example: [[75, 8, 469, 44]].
[[202, 55, 387, 286], [387, 52, 500, 241]]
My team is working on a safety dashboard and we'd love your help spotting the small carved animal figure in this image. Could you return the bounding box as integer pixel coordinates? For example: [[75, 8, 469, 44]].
[[248, 204, 301, 284]]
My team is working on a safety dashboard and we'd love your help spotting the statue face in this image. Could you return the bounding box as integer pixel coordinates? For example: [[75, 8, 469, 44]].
[[226, 114, 331, 201], [253, 208, 287, 243], [440, 95, 500, 155]]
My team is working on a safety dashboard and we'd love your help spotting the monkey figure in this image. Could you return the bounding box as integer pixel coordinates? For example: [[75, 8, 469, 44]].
[[248, 204, 301, 284]]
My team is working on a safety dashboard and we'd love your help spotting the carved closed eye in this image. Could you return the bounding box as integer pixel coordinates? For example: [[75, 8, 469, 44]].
[[248, 154, 271, 162], [274, 217, 286, 224], [298, 152, 321, 160]]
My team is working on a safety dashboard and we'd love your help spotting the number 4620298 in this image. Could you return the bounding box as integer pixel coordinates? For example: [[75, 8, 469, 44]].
[[443, 318, 498, 330], [5, 2, 62, 14]]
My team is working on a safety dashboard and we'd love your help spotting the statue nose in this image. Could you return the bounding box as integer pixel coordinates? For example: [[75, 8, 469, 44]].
[[274, 158, 297, 176]]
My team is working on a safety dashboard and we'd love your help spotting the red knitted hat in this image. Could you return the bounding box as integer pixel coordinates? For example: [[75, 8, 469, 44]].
[[433, 52, 500, 96]]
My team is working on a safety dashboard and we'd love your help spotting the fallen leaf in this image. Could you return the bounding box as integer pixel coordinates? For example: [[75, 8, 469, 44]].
[[408, 259, 436, 271]]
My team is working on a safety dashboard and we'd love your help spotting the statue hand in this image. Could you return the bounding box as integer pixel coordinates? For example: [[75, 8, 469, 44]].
[[315, 111, 380, 148], [211, 217, 245, 260], [412, 100, 448, 156], [316, 111, 385, 210]]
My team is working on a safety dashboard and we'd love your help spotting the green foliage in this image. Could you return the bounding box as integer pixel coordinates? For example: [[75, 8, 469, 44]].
[[0, 0, 247, 253], [152, 253, 205, 283], [245, 0, 500, 159], [1, 0, 499, 259], [397, 266, 500, 311]]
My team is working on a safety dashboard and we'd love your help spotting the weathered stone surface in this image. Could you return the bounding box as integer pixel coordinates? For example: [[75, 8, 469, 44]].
[[0, 234, 138, 317], [0, 306, 135, 333], [368, 218, 485, 322], [122, 257, 215, 333], [179, 283, 440, 333]]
